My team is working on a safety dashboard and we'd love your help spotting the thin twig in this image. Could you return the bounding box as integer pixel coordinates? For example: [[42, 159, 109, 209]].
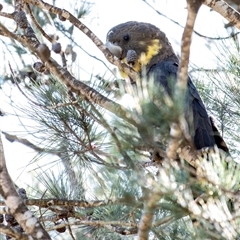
[[22, 0, 139, 82], [46, 219, 137, 231], [142, 0, 240, 40], [9, 63, 80, 109], [25, 3, 53, 42], [88, 101, 134, 167], [0, 12, 14, 19], [60, 29, 117, 77], [0, 197, 134, 209], [64, 218, 75, 240], [0, 22, 136, 126]]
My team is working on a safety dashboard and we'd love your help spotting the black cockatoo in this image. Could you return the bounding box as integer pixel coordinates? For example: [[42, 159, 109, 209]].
[[106, 21, 228, 153]]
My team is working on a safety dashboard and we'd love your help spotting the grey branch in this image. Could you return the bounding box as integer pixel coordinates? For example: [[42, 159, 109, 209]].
[[0, 225, 33, 240], [46, 219, 137, 235], [0, 198, 136, 209], [2, 131, 45, 152], [167, 0, 203, 159], [204, 0, 240, 29], [137, 187, 162, 240], [22, 0, 139, 82], [0, 134, 51, 239], [0, 22, 136, 126]]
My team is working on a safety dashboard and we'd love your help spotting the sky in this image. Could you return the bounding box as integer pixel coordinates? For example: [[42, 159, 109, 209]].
[[0, 0, 234, 187]]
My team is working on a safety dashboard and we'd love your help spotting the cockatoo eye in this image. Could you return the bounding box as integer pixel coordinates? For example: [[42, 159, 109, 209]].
[[123, 34, 130, 41]]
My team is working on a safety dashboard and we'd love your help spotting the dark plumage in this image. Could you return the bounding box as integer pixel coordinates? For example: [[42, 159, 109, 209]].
[[106, 21, 228, 152]]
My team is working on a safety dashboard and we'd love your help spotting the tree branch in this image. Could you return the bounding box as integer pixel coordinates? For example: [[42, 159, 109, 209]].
[[0, 134, 51, 239], [25, 3, 53, 43], [46, 219, 137, 235], [142, 0, 240, 40], [2, 131, 53, 153], [0, 22, 136, 126], [22, 0, 139, 82], [167, 0, 203, 159], [0, 225, 33, 240], [204, 0, 240, 29], [137, 185, 163, 239], [0, 197, 137, 209], [178, 0, 204, 88]]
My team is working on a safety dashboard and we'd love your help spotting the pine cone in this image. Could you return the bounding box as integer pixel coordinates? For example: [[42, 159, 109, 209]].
[[33, 62, 45, 73], [18, 188, 28, 200], [37, 44, 51, 62], [52, 43, 62, 54], [13, 11, 28, 29], [26, 26, 36, 38]]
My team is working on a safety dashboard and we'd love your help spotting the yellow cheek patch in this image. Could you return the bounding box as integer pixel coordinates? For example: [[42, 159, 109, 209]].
[[119, 39, 161, 78], [138, 39, 162, 68]]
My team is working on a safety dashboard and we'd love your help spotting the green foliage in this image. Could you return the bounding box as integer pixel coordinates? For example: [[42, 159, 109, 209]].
[[2, 1, 240, 239], [9, 69, 240, 239], [194, 37, 240, 157]]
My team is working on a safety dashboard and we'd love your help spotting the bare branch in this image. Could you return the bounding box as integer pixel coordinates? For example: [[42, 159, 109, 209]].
[[0, 225, 32, 240], [142, 0, 240, 40], [204, 0, 240, 29], [166, 123, 183, 160], [25, 3, 53, 43], [9, 64, 80, 110], [137, 187, 162, 239], [167, 0, 203, 159], [0, 12, 14, 19], [22, 0, 139, 82], [0, 22, 136, 126], [178, 0, 204, 91], [2, 131, 55, 153], [0, 134, 51, 239], [0, 197, 134, 209], [46, 219, 137, 235]]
